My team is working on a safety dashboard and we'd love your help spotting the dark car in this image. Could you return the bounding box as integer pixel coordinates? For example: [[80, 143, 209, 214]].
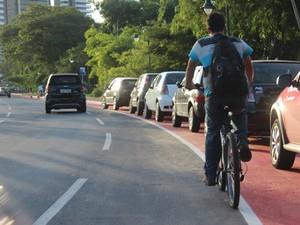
[[45, 73, 86, 113], [128, 73, 157, 115], [269, 72, 300, 170], [248, 60, 300, 131], [102, 77, 137, 110], [172, 67, 205, 132]]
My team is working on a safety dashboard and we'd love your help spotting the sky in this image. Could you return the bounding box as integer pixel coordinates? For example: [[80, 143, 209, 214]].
[[91, 0, 104, 23]]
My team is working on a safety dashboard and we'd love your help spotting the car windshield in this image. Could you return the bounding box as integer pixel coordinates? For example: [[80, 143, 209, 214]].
[[165, 73, 185, 85], [122, 80, 136, 89], [50, 75, 81, 85], [253, 62, 300, 84]]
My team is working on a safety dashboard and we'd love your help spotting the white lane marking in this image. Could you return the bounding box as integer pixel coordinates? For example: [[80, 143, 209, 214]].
[[32, 178, 87, 225], [96, 118, 104, 126], [6, 112, 11, 118], [0, 120, 4, 124], [86, 111, 91, 115], [112, 111, 263, 225], [103, 133, 112, 151]]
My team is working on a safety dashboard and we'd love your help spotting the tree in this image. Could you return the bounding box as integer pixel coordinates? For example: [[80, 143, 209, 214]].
[[0, 5, 92, 87]]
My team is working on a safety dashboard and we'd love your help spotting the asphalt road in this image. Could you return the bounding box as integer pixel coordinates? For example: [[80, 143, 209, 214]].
[[0, 96, 248, 225]]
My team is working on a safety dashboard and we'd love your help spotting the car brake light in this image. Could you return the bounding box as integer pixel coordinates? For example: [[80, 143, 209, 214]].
[[194, 95, 204, 103], [161, 84, 169, 95], [80, 85, 85, 93]]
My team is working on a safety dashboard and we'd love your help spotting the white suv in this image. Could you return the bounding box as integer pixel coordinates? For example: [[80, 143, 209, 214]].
[[144, 71, 185, 122]]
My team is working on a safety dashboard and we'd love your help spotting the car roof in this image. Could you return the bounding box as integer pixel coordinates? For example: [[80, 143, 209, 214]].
[[159, 71, 186, 75], [253, 60, 300, 64], [50, 73, 79, 76], [114, 77, 137, 80]]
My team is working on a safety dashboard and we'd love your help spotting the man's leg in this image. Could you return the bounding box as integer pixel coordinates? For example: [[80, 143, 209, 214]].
[[231, 98, 252, 162], [204, 95, 223, 185]]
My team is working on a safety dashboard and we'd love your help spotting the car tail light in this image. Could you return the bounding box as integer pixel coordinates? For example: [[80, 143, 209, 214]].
[[80, 85, 85, 93], [194, 94, 204, 103], [161, 84, 169, 95]]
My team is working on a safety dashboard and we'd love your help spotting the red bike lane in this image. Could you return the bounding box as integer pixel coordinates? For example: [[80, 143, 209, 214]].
[[91, 101, 300, 225]]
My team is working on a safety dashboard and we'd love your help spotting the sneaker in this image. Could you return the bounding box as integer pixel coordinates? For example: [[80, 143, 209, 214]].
[[203, 175, 216, 186], [239, 140, 252, 162]]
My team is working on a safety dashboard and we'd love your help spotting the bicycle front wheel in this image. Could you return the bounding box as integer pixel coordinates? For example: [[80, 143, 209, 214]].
[[225, 132, 240, 209]]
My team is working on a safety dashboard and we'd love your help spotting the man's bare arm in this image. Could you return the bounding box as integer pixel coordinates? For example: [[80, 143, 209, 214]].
[[244, 56, 254, 83], [185, 59, 199, 90]]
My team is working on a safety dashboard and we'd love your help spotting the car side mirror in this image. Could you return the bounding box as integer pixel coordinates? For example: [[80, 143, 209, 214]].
[[276, 73, 292, 88], [176, 81, 183, 88]]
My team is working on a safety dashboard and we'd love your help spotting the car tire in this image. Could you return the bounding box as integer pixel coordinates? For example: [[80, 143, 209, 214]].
[[155, 101, 164, 122], [172, 104, 182, 127], [270, 119, 296, 170], [188, 106, 200, 133], [102, 101, 108, 109], [45, 104, 51, 114], [78, 104, 86, 113], [144, 103, 152, 119], [112, 97, 119, 110], [136, 100, 144, 116], [129, 99, 136, 114]]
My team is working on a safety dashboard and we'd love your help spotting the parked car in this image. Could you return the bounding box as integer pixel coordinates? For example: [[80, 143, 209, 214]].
[[0, 86, 10, 97], [129, 73, 157, 115], [45, 73, 86, 113], [102, 77, 137, 110], [248, 60, 300, 131], [144, 71, 185, 122], [172, 66, 205, 132], [269, 72, 300, 170]]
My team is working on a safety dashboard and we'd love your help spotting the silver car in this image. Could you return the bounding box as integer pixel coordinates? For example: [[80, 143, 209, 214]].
[[144, 71, 185, 122]]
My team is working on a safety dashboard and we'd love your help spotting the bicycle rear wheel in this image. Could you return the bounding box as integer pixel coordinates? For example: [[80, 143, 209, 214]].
[[225, 132, 240, 209]]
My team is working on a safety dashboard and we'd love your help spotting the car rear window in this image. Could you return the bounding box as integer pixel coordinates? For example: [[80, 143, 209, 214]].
[[50, 75, 81, 85], [253, 63, 300, 84], [147, 75, 157, 84], [165, 73, 185, 84], [121, 80, 136, 89]]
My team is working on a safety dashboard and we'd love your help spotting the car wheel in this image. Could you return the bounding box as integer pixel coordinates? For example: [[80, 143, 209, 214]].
[[78, 104, 86, 113], [270, 119, 296, 170], [102, 101, 108, 109], [136, 100, 144, 116], [129, 99, 136, 114], [112, 97, 119, 110], [45, 104, 51, 114], [143, 103, 152, 119], [155, 102, 164, 122], [188, 106, 200, 132], [172, 104, 182, 127]]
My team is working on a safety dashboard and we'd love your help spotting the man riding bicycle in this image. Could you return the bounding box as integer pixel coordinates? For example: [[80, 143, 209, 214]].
[[184, 12, 254, 186]]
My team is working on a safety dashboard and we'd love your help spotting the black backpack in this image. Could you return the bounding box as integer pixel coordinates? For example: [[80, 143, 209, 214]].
[[210, 36, 248, 98]]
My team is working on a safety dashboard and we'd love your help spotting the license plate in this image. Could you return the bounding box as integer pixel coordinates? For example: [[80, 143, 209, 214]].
[[60, 89, 71, 94]]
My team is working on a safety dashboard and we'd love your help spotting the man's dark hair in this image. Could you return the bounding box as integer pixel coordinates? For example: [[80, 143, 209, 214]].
[[207, 12, 226, 32]]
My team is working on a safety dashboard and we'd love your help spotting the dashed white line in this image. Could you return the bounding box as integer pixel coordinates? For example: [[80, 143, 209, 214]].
[[0, 120, 4, 124], [96, 117, 104, 126], [86, 111, 91, 115], [32, 178, 87, 225], [103, 133, 112, 151], [6, 112, 11, 118]]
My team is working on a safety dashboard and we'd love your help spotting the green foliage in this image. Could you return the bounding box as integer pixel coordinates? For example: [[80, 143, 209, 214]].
[[0, 5, 92, 87]]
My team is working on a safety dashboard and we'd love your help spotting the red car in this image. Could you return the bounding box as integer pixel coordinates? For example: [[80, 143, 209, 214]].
[[270, 71, 300, 169]]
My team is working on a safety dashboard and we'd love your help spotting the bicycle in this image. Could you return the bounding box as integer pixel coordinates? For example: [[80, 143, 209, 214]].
[[217, 106, 246, 209]]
